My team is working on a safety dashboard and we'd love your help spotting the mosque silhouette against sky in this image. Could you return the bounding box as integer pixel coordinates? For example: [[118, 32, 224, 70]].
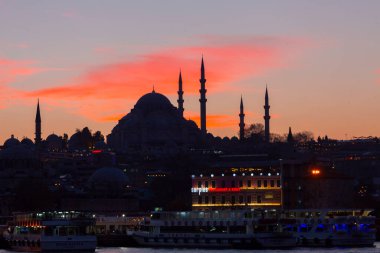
[[3, 57, 272, 153]]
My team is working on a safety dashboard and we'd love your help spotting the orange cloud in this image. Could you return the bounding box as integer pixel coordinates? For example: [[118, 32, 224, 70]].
[[27, 36, 309, 100], [23, 36, 311, 125]]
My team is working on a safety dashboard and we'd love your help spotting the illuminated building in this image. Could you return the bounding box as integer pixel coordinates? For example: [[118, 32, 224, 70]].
[[191, 164, 282, 210]]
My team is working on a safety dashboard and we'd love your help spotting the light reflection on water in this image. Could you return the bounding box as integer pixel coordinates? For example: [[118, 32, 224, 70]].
[[1, 244, 379, 253]]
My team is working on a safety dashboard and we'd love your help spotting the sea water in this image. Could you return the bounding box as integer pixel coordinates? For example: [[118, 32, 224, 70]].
[[1, 244, 380, 253]]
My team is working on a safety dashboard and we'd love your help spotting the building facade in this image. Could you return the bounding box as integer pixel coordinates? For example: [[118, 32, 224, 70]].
[[191, 165, 282, 210]]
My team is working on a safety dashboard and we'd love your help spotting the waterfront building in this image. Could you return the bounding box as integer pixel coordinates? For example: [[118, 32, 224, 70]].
[[191, 159, 282, 210]]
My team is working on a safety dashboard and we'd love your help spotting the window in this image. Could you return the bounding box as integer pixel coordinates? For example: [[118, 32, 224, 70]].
[[205, 196, 209, 204], [239, 195, 244, 203], [270, 180, 274, 187], [257, 195, 262, 203], [231, 196, 236, 204], [277, 180, 281, 187], [239, 180, 243, 187], [247, 180, 251, 187], [257, 180, 262, 188], [221, 196, 226, 204], [212, 196, 216, 204], [205, 181, 209, 188], [221, 180, 226, 188], [198, 196, 202, 204], [198, 181, 202, 188], [211, 181, 216, 188], [231, 181, 236, 187], [263, 180, 268, 187], [247, 196, 251, 203]]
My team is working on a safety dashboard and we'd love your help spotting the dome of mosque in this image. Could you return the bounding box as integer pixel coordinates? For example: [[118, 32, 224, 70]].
[[133, 91, 174, 114], [21, 137, 34, 147], [107, 91, 202, 153], [3, 135, 20, 149]]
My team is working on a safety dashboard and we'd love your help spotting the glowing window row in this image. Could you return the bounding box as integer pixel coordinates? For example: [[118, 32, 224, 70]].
[[196, 180, 281, 188]]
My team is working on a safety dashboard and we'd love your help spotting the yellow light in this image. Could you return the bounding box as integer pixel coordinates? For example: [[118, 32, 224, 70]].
[[312, 169, 321, 175]]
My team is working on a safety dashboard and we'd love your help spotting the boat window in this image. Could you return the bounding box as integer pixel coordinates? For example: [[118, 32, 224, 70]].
[[247, 180, 251, 187], [221, 180, 226, 188], [231, 196, 236, 204], [205, 181, 209, 188], [198, 196, 202, 204], [211, 181, 216, 188], [212, 196, 216, 204], [270, 180, 274, 187], [231, 180, 235, 187], [221, 196, 226, 204], [264, 180, 268, 187], [247, 196, 251, 203], [205, 196, 209, 204], [198, 181, 202, 188], [239, 180, 243, 187], [239, 195, 244, 203], [277, 180, 281, 187], [257, 180, 261, 188], [257, 195, 262, 203]]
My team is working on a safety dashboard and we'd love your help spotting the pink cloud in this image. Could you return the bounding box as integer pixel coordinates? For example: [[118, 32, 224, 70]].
[[23, 35, 312, 124]]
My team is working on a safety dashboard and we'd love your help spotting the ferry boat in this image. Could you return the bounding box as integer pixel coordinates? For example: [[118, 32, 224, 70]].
[[281, 209, 376, 247], [131, 209, 296, 249], [3, 211, 97, 252]]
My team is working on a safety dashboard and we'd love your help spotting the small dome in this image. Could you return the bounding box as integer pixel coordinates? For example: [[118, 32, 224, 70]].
[[46, 133, 60, 143], [134, 92, 174, 114], [21, 137, 34, 146], [4, 135, 20, 149]]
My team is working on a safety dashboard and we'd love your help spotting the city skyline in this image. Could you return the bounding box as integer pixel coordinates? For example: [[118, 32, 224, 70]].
[[1, 1, 380, 143]]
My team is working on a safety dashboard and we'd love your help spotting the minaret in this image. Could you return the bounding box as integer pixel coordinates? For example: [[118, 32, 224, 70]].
[[35, 99, 42, 145], [239, 96, 245, 140], [177, 70, 184, 117], [199, 56, 207, 134], [263, 86, 270, 143], [287, 127, 294, 143]]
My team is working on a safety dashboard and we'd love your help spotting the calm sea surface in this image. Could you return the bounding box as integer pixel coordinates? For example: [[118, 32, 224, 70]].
[[1, 244, 380, 253]]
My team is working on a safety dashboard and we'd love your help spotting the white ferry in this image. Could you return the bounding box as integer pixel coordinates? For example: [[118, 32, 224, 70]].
[[131, 209, 296, 249], [281, 209, 376, 247], [3, 211, 97, 252]]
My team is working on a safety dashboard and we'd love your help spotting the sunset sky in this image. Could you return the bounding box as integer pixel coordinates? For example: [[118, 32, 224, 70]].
[[1, 1, 380, 143]]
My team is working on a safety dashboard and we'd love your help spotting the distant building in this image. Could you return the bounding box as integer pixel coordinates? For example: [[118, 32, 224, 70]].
[[191, 159, 282, 211]]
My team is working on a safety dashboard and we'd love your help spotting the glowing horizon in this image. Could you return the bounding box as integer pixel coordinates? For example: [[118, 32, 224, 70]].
[[0, 1, 379, 143]]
